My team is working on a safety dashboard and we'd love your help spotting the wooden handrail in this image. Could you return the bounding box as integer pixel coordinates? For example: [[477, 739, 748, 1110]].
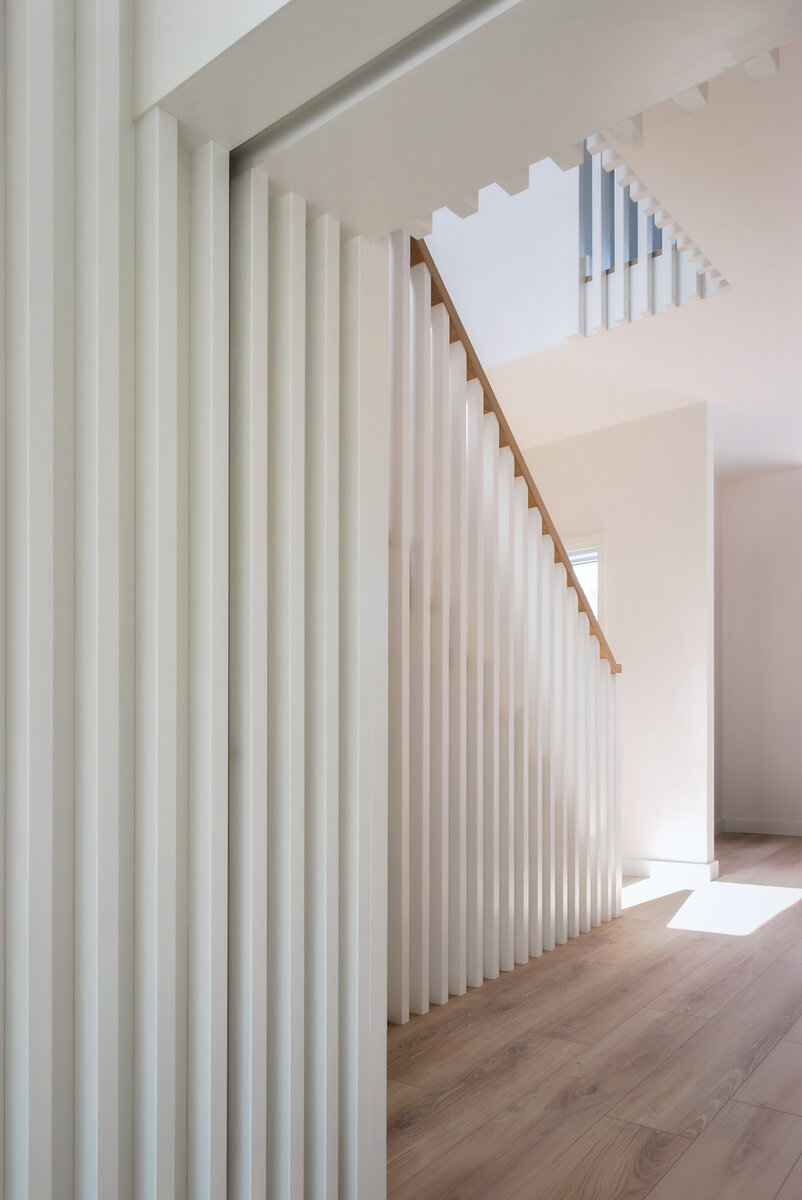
[[411, 238, 621, 675]]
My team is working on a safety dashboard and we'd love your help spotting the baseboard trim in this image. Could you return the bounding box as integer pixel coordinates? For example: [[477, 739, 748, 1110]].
[[622, 856, 719, 888], [714, 818, 725, 836], [723, 819, 802, 837]]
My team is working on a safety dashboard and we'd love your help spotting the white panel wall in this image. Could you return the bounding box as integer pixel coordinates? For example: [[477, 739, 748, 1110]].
[[386, 237, 620, 1024], [718, 469, 802, 836], [528, 403, 715, 878]]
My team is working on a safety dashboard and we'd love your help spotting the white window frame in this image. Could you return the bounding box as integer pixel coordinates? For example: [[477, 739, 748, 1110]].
[[564, 532, 606, 627]]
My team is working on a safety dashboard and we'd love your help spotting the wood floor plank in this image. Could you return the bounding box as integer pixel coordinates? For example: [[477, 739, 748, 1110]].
[[782, 936, 802, 964], [611, 960, 802, 1138], [642, 1101, 802, 1200], [387, 1031, 581, 1190], [389, 1008, 705, 1200], [647, 943, 775, 1018], [774, 1149, 802, 1200], [786, 1015, 802, 1044], [738, 902, 802, 959], [388, 837, 802, 1200], [387, 990, 495, 1079], [734, 1040, 802, 1116], [514, 1117, 691, 1200], [716, 835, 798, 879], [543, 931, 729, 1045], [390, 953, 620, 1091], [388, 1078, 431, 1117]]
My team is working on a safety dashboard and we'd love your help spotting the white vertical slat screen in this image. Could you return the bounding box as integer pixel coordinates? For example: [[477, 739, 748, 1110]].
[[482, 413, 501, 981], [305, 210, 341, 1199], [188, 138, 229, 1200], [266, 188, 307, 1199], [498, 450, 516, 975], [0, 7, 6, 1188], [464, 380, 485, 989], [6, 0, 76, 1192], [338, 233, 390, 1200], [527, 511, 543, 961], [408, 262, 433, 1016], [551, 560, 567, 947], [579, 142, 722, 336], [228, 172, 390, 1200], [512, 479, 530, 967], [387, 234, 620, 1024], [540, 532, 555, 953], [229, 164, 270, 1200], [387, 230, 411, 1027], [135, 105, 187, 1200], [3, 70, 390, 1193], [429, 302, 451, 1007], [447, 344, 469, 998]]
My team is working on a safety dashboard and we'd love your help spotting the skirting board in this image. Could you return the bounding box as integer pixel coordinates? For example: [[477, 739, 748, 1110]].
[[723, 819, 802, 837], [622, 857, 719, 887], [714, 818, 725, 836]]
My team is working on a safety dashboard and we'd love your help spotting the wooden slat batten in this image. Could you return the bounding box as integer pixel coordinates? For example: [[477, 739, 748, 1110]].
[[411, 238, 620, 676]]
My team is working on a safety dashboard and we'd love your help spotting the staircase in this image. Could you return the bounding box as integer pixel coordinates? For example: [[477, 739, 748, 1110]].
[[387, 233, 621, 1025]]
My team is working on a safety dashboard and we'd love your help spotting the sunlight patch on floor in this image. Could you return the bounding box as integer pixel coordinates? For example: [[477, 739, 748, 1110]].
[[668, 881, 802, 936]]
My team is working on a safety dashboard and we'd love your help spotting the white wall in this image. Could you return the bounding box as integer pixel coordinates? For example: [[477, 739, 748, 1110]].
[[527, 403, 716, 876], [718, 468, 802, 835]]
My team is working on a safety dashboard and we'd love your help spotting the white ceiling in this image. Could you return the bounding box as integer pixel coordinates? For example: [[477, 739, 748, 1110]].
[[163, 0, 802, 240], [486, 38, 802, 477], [159, 0, 802, 476]]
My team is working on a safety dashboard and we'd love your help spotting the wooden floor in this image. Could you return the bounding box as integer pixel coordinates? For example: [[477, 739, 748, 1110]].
[[387, 835, 802, 1199]]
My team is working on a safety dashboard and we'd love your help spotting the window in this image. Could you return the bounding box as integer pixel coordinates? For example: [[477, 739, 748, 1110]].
[[566, 536, 604, 623]]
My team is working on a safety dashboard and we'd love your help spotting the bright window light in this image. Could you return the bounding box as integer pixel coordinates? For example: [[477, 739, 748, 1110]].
[[622, 877, 802, 937], [668, 882, 802, 937], [567, 545, 599, 618]]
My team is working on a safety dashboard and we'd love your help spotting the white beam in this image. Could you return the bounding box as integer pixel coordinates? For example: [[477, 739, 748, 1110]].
[[497, 167, 530, 195], [447, 193, 479, 218], [744, 48, 779, 83], [549, 143, 584, 171], [74, 0, 135, 1191], [609, 113, 643, 143], [674, 81, 708, 114]]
